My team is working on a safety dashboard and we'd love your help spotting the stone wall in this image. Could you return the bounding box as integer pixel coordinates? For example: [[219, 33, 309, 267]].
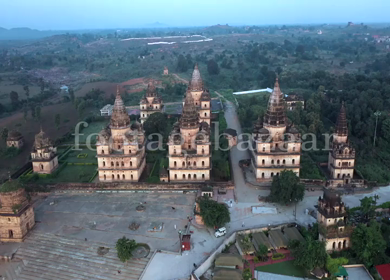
[[0, 206, 35, 242], [0, 189, 28, 214]]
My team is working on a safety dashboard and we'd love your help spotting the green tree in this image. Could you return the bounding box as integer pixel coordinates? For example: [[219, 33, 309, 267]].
[[360, 196, 377, 221], [23, 85, 29, 98], [326, 256, 348, 275], [115, 236, 137, 263], [54, 114, 61, 129], [207, 59, 220, 75], [9, 91, 19, 104], [242, 268, 252, 280], [35, 106, 41, 121], [143, 112, 168, 139], [176, 54, 188, 72], [351, 220, 387, 268], [198, 196, 230, 228], [1, 127, 8, 142], [256, 243, 268, 261], [269, 170, 305, 204], [289, 238, 327, 271], [69, 88, 75, 103]]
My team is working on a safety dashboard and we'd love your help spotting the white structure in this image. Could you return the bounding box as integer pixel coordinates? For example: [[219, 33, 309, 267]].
[[100, 104, 114, 116], [233, 88, 273, 95]]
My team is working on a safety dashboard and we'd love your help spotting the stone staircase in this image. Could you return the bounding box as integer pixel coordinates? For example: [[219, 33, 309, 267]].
[[9, 232, 151, 280]]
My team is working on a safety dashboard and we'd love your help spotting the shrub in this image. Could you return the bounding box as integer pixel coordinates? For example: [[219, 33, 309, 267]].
[[271, 253, 285, 260], [115, 236, 137, 263], [253, 256, 260, 263]]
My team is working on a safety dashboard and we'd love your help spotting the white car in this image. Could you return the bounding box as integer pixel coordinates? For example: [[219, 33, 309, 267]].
[[214, 227, 227, 238]]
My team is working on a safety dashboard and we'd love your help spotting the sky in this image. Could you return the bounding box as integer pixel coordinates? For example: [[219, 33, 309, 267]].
[[1, 0, 390, 30]]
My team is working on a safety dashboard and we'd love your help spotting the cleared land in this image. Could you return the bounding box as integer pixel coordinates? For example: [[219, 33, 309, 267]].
[[255, 260, 315, 279]]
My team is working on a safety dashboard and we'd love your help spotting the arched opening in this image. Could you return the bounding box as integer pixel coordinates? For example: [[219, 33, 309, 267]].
[[111, 162, 114, 167], [333, 242, 336, 249], [122, 174, 125, 179], [337, 173, 340, 178], [174, 161, 177, 167], [131, 174, 133, 180], [204, 104, 207, 108], [202, 149, 205, 154], [262, 159, 265, 165], [174, 149, 176, 154], [204, 113, 207, 117], [338, 242, 341, 249], [183, 174, 186, 179], [182, 162, 185, 167], [121, 162, 124, 167], [202, 174, 205, 179], [40, 164, 44, 170], [261, 173, 265, 178], [293, 147, 296, 152], [202, 161, 205, 167], [271, 160, 274, 164], [187, 162, 191, 167], [343, 240, 347, 248], [102, 150, 104, 154], [188, 174, 191, 179], [103, 161, 106, 167], [193, 161, 196, 166], [8, 230, 13, 239], [277, 160, 280, 165], [292, 159, 295, 164], [117, 174, 120, 179], [262, 147, 265, 152], [130, 161, 133, 167], [175, 174, 177, 179], [116, 162, 119, 167], [112, 174, 115, 180], [271, 172, 274, 177], [194, 174, 197, 179], [104, 174, 106, 180]]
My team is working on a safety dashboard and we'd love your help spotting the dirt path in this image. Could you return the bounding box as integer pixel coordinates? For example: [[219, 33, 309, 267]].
[[172, 73, 189, 84]]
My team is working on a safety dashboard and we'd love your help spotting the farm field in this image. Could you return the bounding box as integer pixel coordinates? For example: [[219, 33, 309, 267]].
[[0, 82, 41, 104]]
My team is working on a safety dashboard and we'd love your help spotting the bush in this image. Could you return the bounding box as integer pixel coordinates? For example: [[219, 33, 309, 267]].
[[271, 253, 285, 260], [115, 236, 137, 263], [253, 256, 260, 263]]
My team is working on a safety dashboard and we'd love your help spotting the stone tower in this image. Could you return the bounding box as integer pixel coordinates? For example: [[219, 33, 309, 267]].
[[251, 78, 301, 181], [0, 180, 35, 242], [167, 90, 211, 182], [140, 82, 163, 124], [31, 129, 58, 174], [187, 64, 211, 125], [317, 190, 352, 251], [97, 87, 146, 182], [327, 102, 356, 187]]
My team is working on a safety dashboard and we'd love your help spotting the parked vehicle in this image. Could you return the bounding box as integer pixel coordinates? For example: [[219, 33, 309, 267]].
[[214, 227, 227, 238]]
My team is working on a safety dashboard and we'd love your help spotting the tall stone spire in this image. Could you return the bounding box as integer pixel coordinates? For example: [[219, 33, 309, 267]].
[[110, 85, 130, 129], [189, 63, 203, 91], [263, 77, 286, 127], [335, 102, 348, 137], [145, 81, 157, 97], [180, 90, 199, 129]]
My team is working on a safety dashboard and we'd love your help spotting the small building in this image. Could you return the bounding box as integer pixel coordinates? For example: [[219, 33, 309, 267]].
[[285, 94, 305, 111], [201, 185, 213, 198], [31, 129, 58, 174], [100, 104, 113, 116], [0, 180, 35, 242], [284, 227, 305, 243], [214, 253, 243, 269], [163, 66, 169, 75], [268, 229, 289, 250], [60, 85, 69, 93], [252, 232, 273, 252], [376, 263, 390, 280], [140, 82, 164, 123], [6, 130, 24, 149], [224, 128, 237, 148], [213, 268, 243, 280], [236, 234, 255, 255]]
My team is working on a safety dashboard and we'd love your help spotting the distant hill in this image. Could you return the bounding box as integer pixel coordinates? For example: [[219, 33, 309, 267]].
[[0, 27, 68, 40], [145, 22, 168, 28]]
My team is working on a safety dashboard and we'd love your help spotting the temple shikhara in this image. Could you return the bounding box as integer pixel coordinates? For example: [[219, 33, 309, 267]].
[[97, 88, 146, 182], [327, 102, 360, 187], [167, 90, 212, 182], [187, 64, 211, 125], [251, 78, 301, 181], [317, 190, 352, 251], [140, 82, 163, 124], [0, 180, 35, 242], [31, 129, 58, 174]]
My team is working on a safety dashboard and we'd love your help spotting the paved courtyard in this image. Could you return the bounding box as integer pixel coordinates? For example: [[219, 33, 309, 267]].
[[33, 192, 197, 252]]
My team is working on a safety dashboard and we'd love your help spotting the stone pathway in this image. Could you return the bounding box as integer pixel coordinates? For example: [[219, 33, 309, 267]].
[[10, 231, 151, 280]]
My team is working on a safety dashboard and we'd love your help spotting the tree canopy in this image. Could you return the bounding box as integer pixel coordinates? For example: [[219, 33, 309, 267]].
[[268, 170, 305, 204], [115, 236, 138, 263], [197, 196, 230, 228], [351, 220, 387, 268], [289, 238, 327, 271], [326, 256, 349, 275]]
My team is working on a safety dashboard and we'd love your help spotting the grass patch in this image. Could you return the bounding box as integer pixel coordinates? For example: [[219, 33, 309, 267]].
[[300, 153, 325, 180], [255, 260, 316, 279], [33, 164, 97, 184], [62, 148, 97, 163]]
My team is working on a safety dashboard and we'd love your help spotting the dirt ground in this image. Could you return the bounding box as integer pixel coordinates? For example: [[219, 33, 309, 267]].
[[0, 102, 80, 180], [0, 82, 41, 104]]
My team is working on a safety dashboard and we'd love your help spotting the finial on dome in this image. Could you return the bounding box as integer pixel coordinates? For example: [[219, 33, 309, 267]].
[[116, 85, 120, 95]]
